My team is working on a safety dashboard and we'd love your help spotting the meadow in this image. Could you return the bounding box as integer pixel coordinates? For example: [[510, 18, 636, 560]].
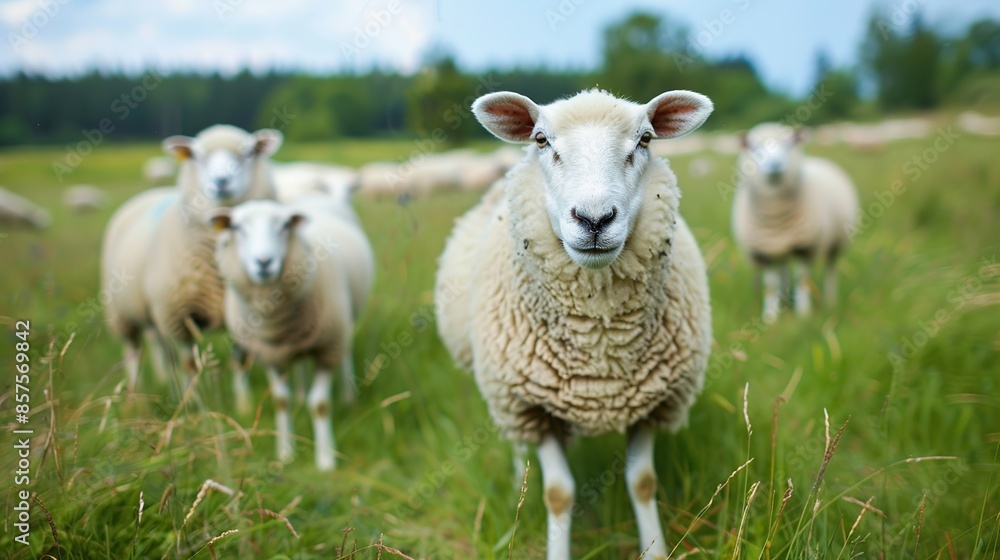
[[0, 129, 999, 559]]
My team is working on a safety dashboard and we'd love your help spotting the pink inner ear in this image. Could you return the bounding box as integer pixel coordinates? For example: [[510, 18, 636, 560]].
[[486, 104, 534, 138], [652, 101, 699, 136]]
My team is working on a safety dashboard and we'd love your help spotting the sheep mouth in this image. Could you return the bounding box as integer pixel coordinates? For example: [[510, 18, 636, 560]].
[[563, 242, 624, 269], [575, 246, 617, 255]]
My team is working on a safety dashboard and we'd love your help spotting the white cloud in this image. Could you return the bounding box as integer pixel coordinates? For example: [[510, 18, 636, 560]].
[[0, 0, 39, 27]]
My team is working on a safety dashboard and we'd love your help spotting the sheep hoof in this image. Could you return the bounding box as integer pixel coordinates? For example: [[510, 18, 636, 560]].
[[316, 454, 336, 472]]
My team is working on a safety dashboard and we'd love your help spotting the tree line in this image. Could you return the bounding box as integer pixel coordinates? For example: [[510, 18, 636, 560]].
[[0, 11, 997, 147]]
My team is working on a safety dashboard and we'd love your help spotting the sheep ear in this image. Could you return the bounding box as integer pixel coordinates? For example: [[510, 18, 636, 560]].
[[163, 135, 194, 160], [208, 209, 232, 232], [252, 128, 283, 156], [645, 91, 714, 139], [288, 213, 306, 229], [472, 92, 541, 143], [793, 127, 809, 144]]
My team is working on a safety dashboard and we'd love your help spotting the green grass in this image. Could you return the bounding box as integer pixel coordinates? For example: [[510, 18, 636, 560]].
[[1, 133, 999, 559]]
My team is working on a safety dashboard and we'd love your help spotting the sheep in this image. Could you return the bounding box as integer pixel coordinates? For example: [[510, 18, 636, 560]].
[[356, 161, 403, 198], [63, 184, 108, 213], [101, 125, 283, 397], [272, 162, 358, 204], [957, 111, 1000, 136], [0, 187, 51, 229], [210, 196, 374, 470], [142, 156, 177, 184], [436, 88, 715, 560], [731, 123, 858, 322]]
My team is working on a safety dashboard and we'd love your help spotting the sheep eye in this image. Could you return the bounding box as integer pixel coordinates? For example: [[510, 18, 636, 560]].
[[534, 132, 548, 148], [639, 132, 653, 148]]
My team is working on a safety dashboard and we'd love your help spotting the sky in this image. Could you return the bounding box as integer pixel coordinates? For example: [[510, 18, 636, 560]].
[[2, 0, 999, 95]]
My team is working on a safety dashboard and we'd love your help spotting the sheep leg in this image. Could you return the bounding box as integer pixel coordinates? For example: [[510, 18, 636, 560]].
[[794, 260, 812, 316], [538, 434, 574, 560], [123, 335, 142, 396], [266, 367, 295, 463], [143, 327, 170, 383], [339, 347, 358, 405], [231, 344, 252, 416], [309, 367, 336, 471], [779, 264, 792, 310], [627, 426, 667, 559], [762, 268, 781, 324]]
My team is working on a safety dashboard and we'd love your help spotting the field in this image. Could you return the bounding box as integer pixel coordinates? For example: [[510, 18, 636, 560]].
[[1, 130, 999, 559]]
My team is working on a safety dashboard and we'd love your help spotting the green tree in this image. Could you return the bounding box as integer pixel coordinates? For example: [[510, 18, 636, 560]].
[[862, 11, 942, 110], [405, 54, 476, 145]]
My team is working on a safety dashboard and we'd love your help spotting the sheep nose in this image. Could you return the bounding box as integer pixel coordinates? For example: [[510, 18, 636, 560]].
[[256, 257, 273, 270], [571, 207, 617, 235], [215, 177, 230, 188]]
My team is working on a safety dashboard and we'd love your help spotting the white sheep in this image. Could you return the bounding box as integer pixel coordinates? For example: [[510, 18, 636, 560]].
[[436, 89, 714, 560], [272, 161, 358, 204], [63, 184, 108, 213], [731, 123, 859, 322], [355, 161, 403, 198], [101, 125, 283, 397], [142, 156, 177, 185], [0, 187, 51, 229], [210, 196, 374, 470]]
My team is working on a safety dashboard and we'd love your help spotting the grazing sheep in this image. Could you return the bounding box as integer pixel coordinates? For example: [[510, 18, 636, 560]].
[[142, 156, 177, 184], [436, 89, 714, 559], [0, 187, 51, 229], [731, 123, 858, 321], [101, 125, 283, 395], [211, 196, 374, 470], [63, 184, 108, 213]]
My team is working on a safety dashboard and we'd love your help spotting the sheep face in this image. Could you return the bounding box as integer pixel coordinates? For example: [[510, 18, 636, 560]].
[[164, 126, 283, 203], [473, 89, 712, 269], [738, 124, 806, 193], [211, 201, 304, 286]]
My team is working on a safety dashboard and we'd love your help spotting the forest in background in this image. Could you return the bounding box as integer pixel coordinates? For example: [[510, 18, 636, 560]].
[[1, 10, 999, 147]]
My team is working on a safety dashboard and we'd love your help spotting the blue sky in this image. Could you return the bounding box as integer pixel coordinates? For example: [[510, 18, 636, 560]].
[[2, 0, 999, 95]]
